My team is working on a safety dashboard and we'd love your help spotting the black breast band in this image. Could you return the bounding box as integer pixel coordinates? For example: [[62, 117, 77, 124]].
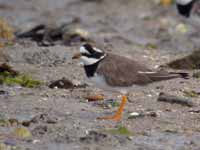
[[176, 1, 195, 17], [84, 57, 105, 78]]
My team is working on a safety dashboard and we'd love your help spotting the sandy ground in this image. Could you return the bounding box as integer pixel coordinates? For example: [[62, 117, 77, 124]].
[[1, 0, 200, 150]]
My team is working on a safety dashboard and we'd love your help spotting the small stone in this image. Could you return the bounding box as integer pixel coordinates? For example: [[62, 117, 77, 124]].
[[127, 136, 133, 140], [4, 139, 16, 146], [32, 139, 40, 144], [80, 131, 107, 144], [129, 112, 140, 117]]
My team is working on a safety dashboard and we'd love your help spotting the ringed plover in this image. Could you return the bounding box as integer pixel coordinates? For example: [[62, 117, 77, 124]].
[[73, 43, 188, 121]]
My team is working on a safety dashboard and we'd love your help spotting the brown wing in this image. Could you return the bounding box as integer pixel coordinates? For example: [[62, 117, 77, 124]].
[[97, 53, 183, 87], [96, 53, 153, 86]]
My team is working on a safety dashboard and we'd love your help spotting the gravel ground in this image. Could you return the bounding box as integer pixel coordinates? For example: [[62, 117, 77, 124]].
[[0, 0, 200, 150]]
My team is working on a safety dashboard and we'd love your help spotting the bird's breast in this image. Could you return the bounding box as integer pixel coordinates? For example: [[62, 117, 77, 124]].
[[89, 73, 107, 88]]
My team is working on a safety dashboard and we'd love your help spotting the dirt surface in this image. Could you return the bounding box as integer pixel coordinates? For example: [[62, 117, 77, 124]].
[[1, 0, 200, 150]]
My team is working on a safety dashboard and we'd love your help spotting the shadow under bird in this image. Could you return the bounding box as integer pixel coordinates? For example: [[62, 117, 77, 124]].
[[72, 43, 188, 121]]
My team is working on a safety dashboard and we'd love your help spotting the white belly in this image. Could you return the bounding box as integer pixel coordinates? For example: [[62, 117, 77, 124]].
[[88, 74, 129, 94], [89, 74, 108, 89]]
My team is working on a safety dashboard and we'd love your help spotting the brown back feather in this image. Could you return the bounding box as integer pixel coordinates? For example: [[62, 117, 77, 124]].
[[97, 53, 182, 87], [97, 53, 153, 86]]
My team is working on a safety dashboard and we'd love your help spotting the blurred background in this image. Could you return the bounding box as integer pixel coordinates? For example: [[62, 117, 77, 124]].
[[1, 1, 200, 150], [0, 0, 199, 54]]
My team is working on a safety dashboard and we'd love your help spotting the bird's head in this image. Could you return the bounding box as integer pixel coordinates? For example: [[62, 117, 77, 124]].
[[72, 43, 106, 66]]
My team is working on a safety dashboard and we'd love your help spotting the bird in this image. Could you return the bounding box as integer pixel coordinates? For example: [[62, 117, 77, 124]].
[[72, 43, 188, 121], [175, 0, 200, 24]]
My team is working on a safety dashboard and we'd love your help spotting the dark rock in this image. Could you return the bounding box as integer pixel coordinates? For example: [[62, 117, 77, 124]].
[[31, 113, 57, 124], [0, 63, 18, 76], [16, 21, 91, 46], [49, 77, 87, 89], [4, 139, 16, 146], [166, 50, 200, 70], [32, 125, 48, 136], [0, 90, 8, 95], [16, 24, 61, 47], [80, 131, 108, 144], [49, 78, 75, 89], [157, 92, 195, 107], [21, 121, 31, 127]]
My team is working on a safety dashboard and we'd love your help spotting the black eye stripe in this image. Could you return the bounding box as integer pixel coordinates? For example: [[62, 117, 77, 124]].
[[83, 44, 94, 54], [82, 44, 105, 59], [87, 48, 94, 54], [82, 53, 92, 58]]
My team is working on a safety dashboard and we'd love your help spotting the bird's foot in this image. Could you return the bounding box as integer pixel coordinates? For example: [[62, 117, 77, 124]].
[[97, 95, 127, 122], [97, 113, 121, 121]]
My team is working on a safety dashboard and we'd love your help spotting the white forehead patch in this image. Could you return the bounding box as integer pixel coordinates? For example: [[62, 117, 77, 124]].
[[80, 46, 90, 54], [176, 0, 193, 5]]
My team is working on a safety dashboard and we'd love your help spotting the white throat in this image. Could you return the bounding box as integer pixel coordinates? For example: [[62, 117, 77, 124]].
[[176, 0, 193, 5]]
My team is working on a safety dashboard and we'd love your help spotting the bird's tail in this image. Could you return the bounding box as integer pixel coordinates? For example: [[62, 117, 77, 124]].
[[169, 72, 189, 79], [142, 71, 189, 82]]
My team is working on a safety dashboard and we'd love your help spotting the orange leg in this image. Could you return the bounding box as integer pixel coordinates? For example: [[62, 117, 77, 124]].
[[97, 95, 127, 121]]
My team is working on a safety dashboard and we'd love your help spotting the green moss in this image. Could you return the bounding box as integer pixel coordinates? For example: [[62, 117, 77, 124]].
[[98, 99, 120, 108], [105, 126, 132, 136], [0, 71, 42, 88], [13, 127, 32, 139], [145, 43, 158, 50], [183, 90, 199, 98], [0, 119, 8, 126], [109, 100, 120, 107]]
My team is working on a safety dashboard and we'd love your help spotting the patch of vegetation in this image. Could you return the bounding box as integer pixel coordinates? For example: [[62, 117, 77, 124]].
[[183, 90, 199, 98], [13, 127, 32, 139], [0, 119, 7, 126], [0, 71, 42, 88], [0, 18, 15, 48], [103, 99, 120, 108], [145, 43, 158, 50], [104, 126, 132, 136]]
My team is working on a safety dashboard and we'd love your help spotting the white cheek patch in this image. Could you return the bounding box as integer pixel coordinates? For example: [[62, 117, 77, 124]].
[[93, 47, 103, 53], [176, 0, 192, 5], [80, 46, 90, 54], [80, 56, 99, 65]]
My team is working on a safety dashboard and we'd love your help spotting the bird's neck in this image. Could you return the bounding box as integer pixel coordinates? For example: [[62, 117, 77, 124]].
[[84, 62, 100, 77], [176, 0, 195, 17], [83, 55, 105, 78]]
